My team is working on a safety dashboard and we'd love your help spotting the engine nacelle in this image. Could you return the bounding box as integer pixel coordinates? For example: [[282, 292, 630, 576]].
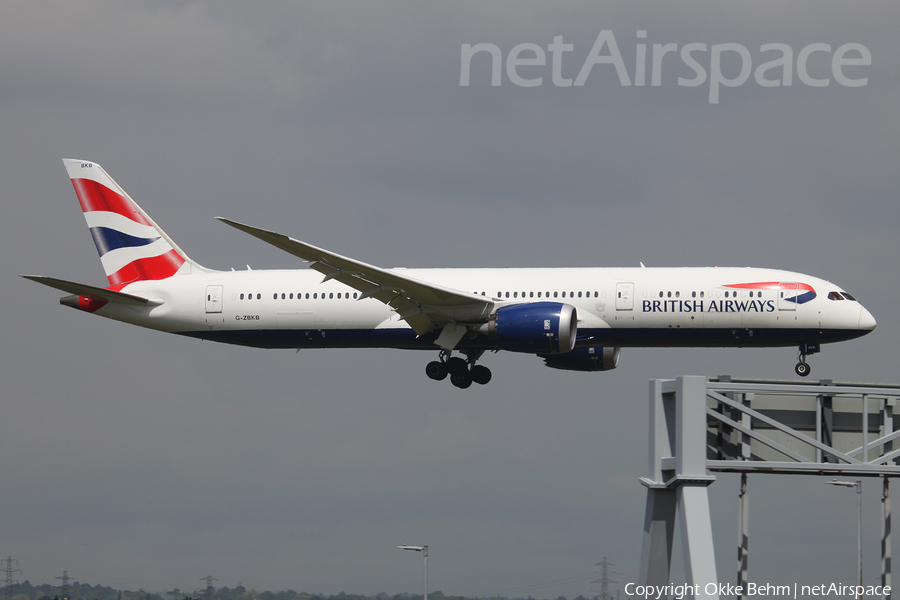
[[478, 302, 577, 354], [541, 347, 621, 372]]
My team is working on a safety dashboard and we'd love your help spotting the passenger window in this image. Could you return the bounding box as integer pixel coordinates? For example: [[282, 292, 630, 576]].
[[675, 291, 680, 298], [724, 291, 729, 298], [578, 292, 582, 298], [306, 293, 310, 299], [514, 292, 518, 298], [530, 292, 534, 298], [281, 293, 285, 299], [554, 292, 558, 298], [329, 293, 334, 299], [505, 292, 509, 298], [240, 293, 244, 300], [314, 293, 318, 299], [659, 291, 663, 298], [537, 292, 542, 298], [667, 291, 671, 298], [700, 291, 705, 298], [562, 292, 566, 298], [256, 293, 261, 300], [337, 293, 342, 299]]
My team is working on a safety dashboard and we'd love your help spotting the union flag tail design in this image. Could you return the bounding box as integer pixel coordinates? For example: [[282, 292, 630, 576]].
[[63, 159, 195, 286]]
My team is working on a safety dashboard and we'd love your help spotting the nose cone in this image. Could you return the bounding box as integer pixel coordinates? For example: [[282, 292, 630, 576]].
[[859, 305, 877, 333]]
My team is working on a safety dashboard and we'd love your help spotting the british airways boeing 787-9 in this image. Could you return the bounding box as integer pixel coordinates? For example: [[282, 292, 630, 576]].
[[23, 160, 876, 388]]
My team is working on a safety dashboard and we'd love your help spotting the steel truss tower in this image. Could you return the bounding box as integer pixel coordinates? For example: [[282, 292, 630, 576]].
[[1, 558, 20, 600], [639, 376, 900, 600]]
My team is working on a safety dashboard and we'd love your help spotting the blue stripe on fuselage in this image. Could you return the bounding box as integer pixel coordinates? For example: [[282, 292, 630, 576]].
[[174, 327, 864, 351], [786, 290, 817, 304]]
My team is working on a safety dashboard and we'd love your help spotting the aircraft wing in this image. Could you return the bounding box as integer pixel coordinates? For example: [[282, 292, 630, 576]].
[[21, 275, 162, 306], [216, 218, 494, 338]]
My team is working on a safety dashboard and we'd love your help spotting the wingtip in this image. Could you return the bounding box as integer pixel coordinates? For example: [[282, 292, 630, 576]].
[[216, 216, 245, 229], [216, 216, 247, 228]]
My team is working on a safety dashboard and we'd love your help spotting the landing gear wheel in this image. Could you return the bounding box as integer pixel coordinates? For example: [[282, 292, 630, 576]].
[[425, 361, 448, 381], [794, 343, 819, 378], [450, 370, 473, 389], [470, 364, 492, 385], [446, 357, 468, 375]]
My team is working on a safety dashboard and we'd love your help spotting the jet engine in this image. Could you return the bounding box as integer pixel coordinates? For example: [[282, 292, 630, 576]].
[[541, 347, 621, 372], [477, 302, 577, 354]]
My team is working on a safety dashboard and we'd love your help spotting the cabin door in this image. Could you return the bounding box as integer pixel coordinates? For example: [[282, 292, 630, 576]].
[[777, 282, 798, 311], [205, 285, 223, 313], [616, 282, 634, 310]]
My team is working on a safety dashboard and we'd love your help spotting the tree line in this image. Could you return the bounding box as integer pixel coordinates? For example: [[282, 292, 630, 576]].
[[0, 581, 596, 600]]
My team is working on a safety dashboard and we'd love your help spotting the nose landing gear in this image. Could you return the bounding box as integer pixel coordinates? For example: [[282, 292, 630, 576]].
[[425, 350, 492, 388], [795, 342, 820, 377]]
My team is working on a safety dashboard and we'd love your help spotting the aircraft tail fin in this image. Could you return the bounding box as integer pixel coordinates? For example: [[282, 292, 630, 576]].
[[63, 159, 204, 286]]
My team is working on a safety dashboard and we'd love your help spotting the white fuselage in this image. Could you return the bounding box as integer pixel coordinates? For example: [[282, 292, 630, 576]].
[[93, 266, 874, 352]]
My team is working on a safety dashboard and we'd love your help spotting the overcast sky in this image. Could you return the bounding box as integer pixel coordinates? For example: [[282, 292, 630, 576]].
[[3, 1, 900, 597]]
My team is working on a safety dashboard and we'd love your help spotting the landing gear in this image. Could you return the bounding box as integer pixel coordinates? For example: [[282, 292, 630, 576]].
[[471, 364, 492, 385], [426, 350, 492, 388], [795, 342, 820, 378], [425, 360, 448, 380], [450, 370, 473, 389], [446, 356, 468, 374]]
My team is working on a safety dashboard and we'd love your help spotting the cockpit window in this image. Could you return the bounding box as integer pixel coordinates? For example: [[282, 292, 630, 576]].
[[828, 291, 844, 301], [841, 292, 857, 301]]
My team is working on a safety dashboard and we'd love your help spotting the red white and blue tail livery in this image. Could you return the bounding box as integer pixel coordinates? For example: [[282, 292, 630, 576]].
[[64, 159, 194, 286], [23, 160, 877, 386]]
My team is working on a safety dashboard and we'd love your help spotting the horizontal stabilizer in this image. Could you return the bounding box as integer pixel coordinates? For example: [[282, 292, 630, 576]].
[[21, 275, 161, 306]]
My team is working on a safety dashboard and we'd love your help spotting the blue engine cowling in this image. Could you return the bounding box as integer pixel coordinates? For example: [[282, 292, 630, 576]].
[[479, 302, 577, 354], [541, 347, 621, 371]]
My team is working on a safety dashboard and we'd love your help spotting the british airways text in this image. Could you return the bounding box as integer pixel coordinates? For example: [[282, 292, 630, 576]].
[[642, 299, 776, 313]]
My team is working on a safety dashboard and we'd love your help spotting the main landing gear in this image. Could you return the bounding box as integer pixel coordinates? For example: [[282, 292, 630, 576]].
[[425, 350, 492, 389], [795, 342, 820, 377]]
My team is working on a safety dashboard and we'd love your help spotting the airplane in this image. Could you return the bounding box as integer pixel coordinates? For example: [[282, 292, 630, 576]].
[[23, 159, 876, 388]]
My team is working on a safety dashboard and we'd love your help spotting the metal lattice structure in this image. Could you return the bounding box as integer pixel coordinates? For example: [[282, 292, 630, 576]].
[[200, 576, 218, 600], [55, 571, 71, 600], [2, 558, 20, 600], [638, 376, 900, 600]]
